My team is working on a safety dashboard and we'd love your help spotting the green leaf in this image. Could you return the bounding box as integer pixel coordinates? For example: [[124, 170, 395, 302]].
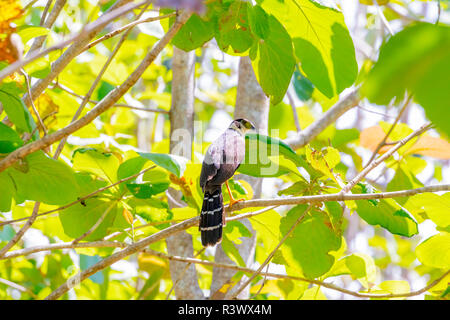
[[326, 253, 376, 288], [126, 182, 170, 199], [250, 9, 295, 104], [138, 152, 188, 178], [116, 156, 149, 191], [416, 232, 450, 269], [16, 25, 49, 44], [280, 205, 342, 279], [0, 171, 15, 212], [117, 156, 148, 180], [261, 0, 357, 98], [0, 83, 37, 135], [213, 0, 254, 55], [72, 148, 120, 183], [0, 225, 15, 242], [331, 128, 359, 148], [223, 221, 252, 245], [248, 4, 270, 39], [387, 166, 423, 206], [0, 123, 23, 153], [6, 151, 78, 205], [278, 180, 310, 196], [237, 133, 303, 178], [221, 234, 246, 267], [362, 23, 450, 137], [129, 198, 172, 223], [353, 183, 418, 237], [74, 172, 108, 196], [59, 199, 119, 241], [172, 14, 215, 51]]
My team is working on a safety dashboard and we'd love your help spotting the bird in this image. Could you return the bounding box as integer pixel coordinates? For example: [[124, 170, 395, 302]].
[[199, 118, 255, 247]]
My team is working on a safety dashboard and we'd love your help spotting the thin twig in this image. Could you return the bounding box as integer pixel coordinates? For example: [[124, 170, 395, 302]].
[[356, 105, 397, 119], [52, 82, 169, 113], [0, 202, 41, 258], [23, 0, 41, 11], [72, 200, 119, 244], [21, 69, 48, 136], [0, 277, 40, 299], [342, 123, 433, 193], [39, 0, 53, 26], [84, 12, 177, 52], [27, 0, 67, 56], [376, 3, 394, 36]]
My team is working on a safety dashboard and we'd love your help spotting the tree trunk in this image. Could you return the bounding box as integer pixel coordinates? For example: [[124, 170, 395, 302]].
[[166, 47, 204, 300], [210, 56, 270, 299]]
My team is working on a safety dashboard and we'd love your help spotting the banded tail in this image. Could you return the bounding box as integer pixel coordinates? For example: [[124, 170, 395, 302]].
[[199, 188, 223, 246]]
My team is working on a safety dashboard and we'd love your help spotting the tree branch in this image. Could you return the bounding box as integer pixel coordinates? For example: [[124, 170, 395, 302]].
[[226, 184, 450, 213], [0, 277, 39, 299], [5, 239, 448, 299], [0, 202, 40, 258], [148, 251, 449, 299], [0, 10, 192, 174], [284, 86, 360, 150], [0, 0, 146, 84], [43, 183, 448, 299]]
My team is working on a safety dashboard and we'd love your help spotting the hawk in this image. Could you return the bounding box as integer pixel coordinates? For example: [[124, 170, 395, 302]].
[[199, 118, 255, 247]]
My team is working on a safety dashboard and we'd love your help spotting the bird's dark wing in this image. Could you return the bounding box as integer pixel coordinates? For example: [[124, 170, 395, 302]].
[[200, 139, 222, 191]]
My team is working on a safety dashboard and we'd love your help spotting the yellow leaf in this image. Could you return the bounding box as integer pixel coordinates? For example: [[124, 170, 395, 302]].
[[377, 280, 410, 300], [122, 208, 134, 225], [405, 135, 450, 160], [300, 286, 327, 300]]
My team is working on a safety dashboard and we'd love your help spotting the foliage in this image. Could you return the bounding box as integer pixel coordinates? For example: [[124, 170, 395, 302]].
[[0, 0, 449, 301]]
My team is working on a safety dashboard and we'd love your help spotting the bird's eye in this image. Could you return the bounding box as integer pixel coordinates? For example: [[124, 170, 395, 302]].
[[236, 123, 241, 128]]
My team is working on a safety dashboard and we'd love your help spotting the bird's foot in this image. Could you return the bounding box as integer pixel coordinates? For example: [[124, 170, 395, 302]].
[[228, 197, 245, 208]]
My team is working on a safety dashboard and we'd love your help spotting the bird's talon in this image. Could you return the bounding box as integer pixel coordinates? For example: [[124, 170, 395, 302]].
[[228, 198, 245, 208]]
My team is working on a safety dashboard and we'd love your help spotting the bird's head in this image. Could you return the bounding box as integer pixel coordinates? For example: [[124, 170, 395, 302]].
[[229, 118, 256, 135]]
